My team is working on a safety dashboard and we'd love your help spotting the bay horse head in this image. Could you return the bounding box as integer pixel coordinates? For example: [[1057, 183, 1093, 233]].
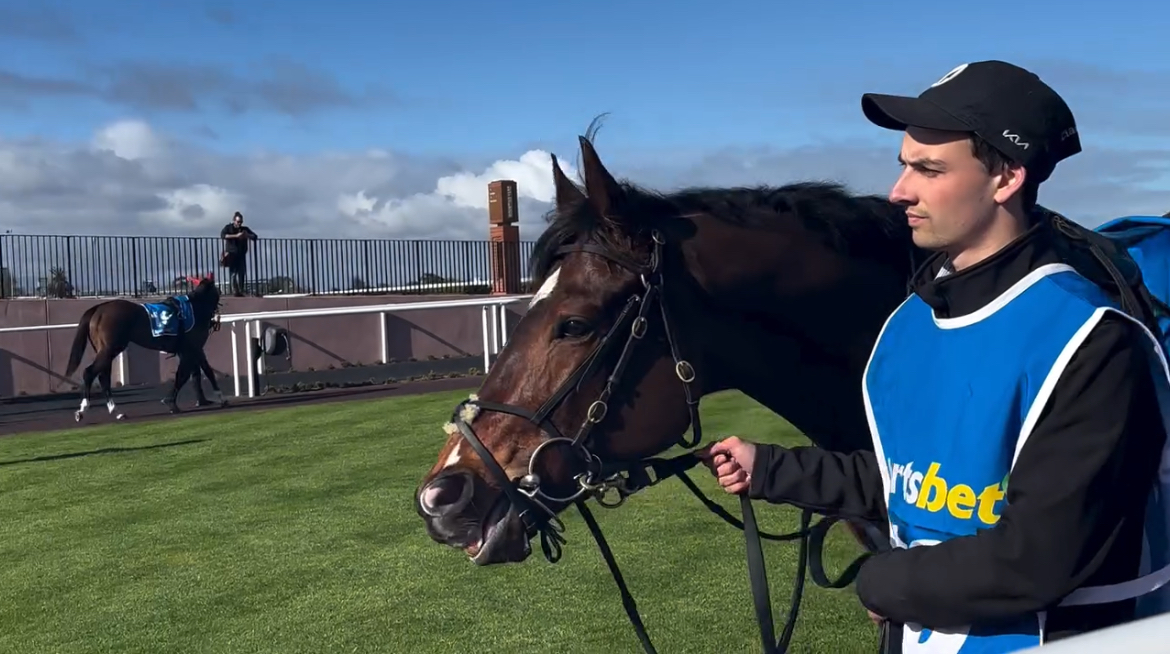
[[186, 273, 222, 330], [186, 272, 217, 296], [415, 132, 920, 567]]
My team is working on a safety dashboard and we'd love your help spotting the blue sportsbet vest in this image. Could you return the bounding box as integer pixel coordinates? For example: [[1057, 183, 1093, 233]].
[[862, 263, 1170, 654]]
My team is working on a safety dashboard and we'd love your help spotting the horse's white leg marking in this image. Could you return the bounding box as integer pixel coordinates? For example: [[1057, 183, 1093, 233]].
[[107, 399, 124, 421], [529, 268, 561, 308], [75, 397, 89, 422]]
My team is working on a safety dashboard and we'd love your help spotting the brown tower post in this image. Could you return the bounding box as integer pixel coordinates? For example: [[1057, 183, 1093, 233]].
[[487, 180, 522, 295]]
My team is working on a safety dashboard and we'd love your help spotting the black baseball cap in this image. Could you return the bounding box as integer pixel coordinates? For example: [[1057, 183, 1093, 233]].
[[861, 60, 1081, 183]]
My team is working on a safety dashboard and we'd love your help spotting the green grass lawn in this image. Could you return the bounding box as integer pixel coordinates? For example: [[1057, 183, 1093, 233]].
[[0, 389, 879, 654]]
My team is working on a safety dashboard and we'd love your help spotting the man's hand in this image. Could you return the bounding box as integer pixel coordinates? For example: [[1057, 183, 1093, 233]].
[[697, 436, 757, 495]]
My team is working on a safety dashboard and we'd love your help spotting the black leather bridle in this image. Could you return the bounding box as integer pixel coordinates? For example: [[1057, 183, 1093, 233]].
[[449, 229, 879, 653]]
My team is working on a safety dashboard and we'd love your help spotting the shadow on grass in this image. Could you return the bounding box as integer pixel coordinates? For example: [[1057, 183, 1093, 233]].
[[0, 438, 209, 467]]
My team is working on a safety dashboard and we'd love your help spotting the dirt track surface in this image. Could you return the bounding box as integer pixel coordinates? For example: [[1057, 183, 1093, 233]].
[[0, 377, 482, 438]]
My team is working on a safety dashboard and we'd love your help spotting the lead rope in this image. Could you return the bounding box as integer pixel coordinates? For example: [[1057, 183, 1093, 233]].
[[578, 449, 881, 654], [577, 501, 658, 653], [741, 498, 813, 653], [575, 497, 811, 654]]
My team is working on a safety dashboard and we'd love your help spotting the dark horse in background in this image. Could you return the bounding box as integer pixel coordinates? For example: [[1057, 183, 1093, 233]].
[[414, 129, 1170, 653], [64, 274, 228, 421]]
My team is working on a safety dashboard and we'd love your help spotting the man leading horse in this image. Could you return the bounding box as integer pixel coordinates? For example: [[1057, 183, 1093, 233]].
[[702, 60, 1170, 653]]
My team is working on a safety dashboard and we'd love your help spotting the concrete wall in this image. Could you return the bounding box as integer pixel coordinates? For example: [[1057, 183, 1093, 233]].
[[0, 294, 530, 397]]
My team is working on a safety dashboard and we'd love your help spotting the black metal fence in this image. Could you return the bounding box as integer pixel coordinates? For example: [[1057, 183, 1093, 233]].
[[0, 234, 538, 299]]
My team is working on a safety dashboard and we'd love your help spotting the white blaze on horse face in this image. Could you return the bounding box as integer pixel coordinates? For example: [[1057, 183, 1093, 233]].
[[442, 441, 462, 468], [529, 268, 561, 308]]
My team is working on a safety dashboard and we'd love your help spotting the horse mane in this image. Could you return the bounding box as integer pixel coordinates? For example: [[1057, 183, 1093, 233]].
[[530, 177, 912, 283]]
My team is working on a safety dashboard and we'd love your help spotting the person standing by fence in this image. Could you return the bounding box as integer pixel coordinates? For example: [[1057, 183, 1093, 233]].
[[219, 211, 258, 297]]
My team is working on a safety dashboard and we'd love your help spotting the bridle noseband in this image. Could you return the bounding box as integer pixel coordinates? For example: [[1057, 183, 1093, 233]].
[[448, 229, 877, 654]]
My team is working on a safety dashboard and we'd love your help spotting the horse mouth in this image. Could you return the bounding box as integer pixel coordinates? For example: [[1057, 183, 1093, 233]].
[[465, 496, 530, 565]]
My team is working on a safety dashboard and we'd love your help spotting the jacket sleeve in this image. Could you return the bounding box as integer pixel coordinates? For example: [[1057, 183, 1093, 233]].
[[748, 444, 887, 523], [220, 224, 232, 238], [854, 314, 1167, 628]]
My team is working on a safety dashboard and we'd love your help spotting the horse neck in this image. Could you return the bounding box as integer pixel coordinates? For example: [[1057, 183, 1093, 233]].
[[678, 218, 914, 452], [188, 294, 216, 319], [699, 313, 878, 452]]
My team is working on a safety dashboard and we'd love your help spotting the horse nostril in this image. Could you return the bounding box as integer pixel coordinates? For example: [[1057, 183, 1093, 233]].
[[419, 471, 473, 516]]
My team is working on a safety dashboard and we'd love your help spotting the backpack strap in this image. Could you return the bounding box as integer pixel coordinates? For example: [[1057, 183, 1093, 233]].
[[1040, 206, 1168, 340]]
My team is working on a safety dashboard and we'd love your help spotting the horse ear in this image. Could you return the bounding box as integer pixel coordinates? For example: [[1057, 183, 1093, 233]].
[[577, 135, 625, 221], [550, 153, 585, 209]]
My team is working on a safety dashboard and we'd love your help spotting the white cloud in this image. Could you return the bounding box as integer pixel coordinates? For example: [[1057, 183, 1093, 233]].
[[434, 149, 576, 210], [0, 119, 570, 240], [0, 117, 1167, 247], [144, 183, 244, 228], [91, 119, 160, 161], [335, 149, 578, 239], [336, 189, 376, 216], [0, 147, 52, 194]]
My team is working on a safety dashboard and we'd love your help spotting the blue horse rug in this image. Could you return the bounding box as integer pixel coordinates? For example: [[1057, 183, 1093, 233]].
[[1095, 214, 1170, 351], [1094, 214, 1170, 621], [143, 295, 196, 338]]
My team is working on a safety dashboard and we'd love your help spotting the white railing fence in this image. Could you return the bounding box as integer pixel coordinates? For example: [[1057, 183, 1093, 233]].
[[0, 295, 533, 399], [222, 295, 530, 398]]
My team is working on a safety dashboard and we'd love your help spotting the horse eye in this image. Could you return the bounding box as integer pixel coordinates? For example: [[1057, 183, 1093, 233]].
[[557, 318, 592, 339]]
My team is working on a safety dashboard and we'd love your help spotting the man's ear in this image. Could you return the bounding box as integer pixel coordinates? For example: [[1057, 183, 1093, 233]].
[[992, 162, 1028, 206]]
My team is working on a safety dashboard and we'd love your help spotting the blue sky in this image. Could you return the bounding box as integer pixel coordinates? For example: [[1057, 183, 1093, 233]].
[[4, 0, 1167, 155], [0, 0, 1168, 239]]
